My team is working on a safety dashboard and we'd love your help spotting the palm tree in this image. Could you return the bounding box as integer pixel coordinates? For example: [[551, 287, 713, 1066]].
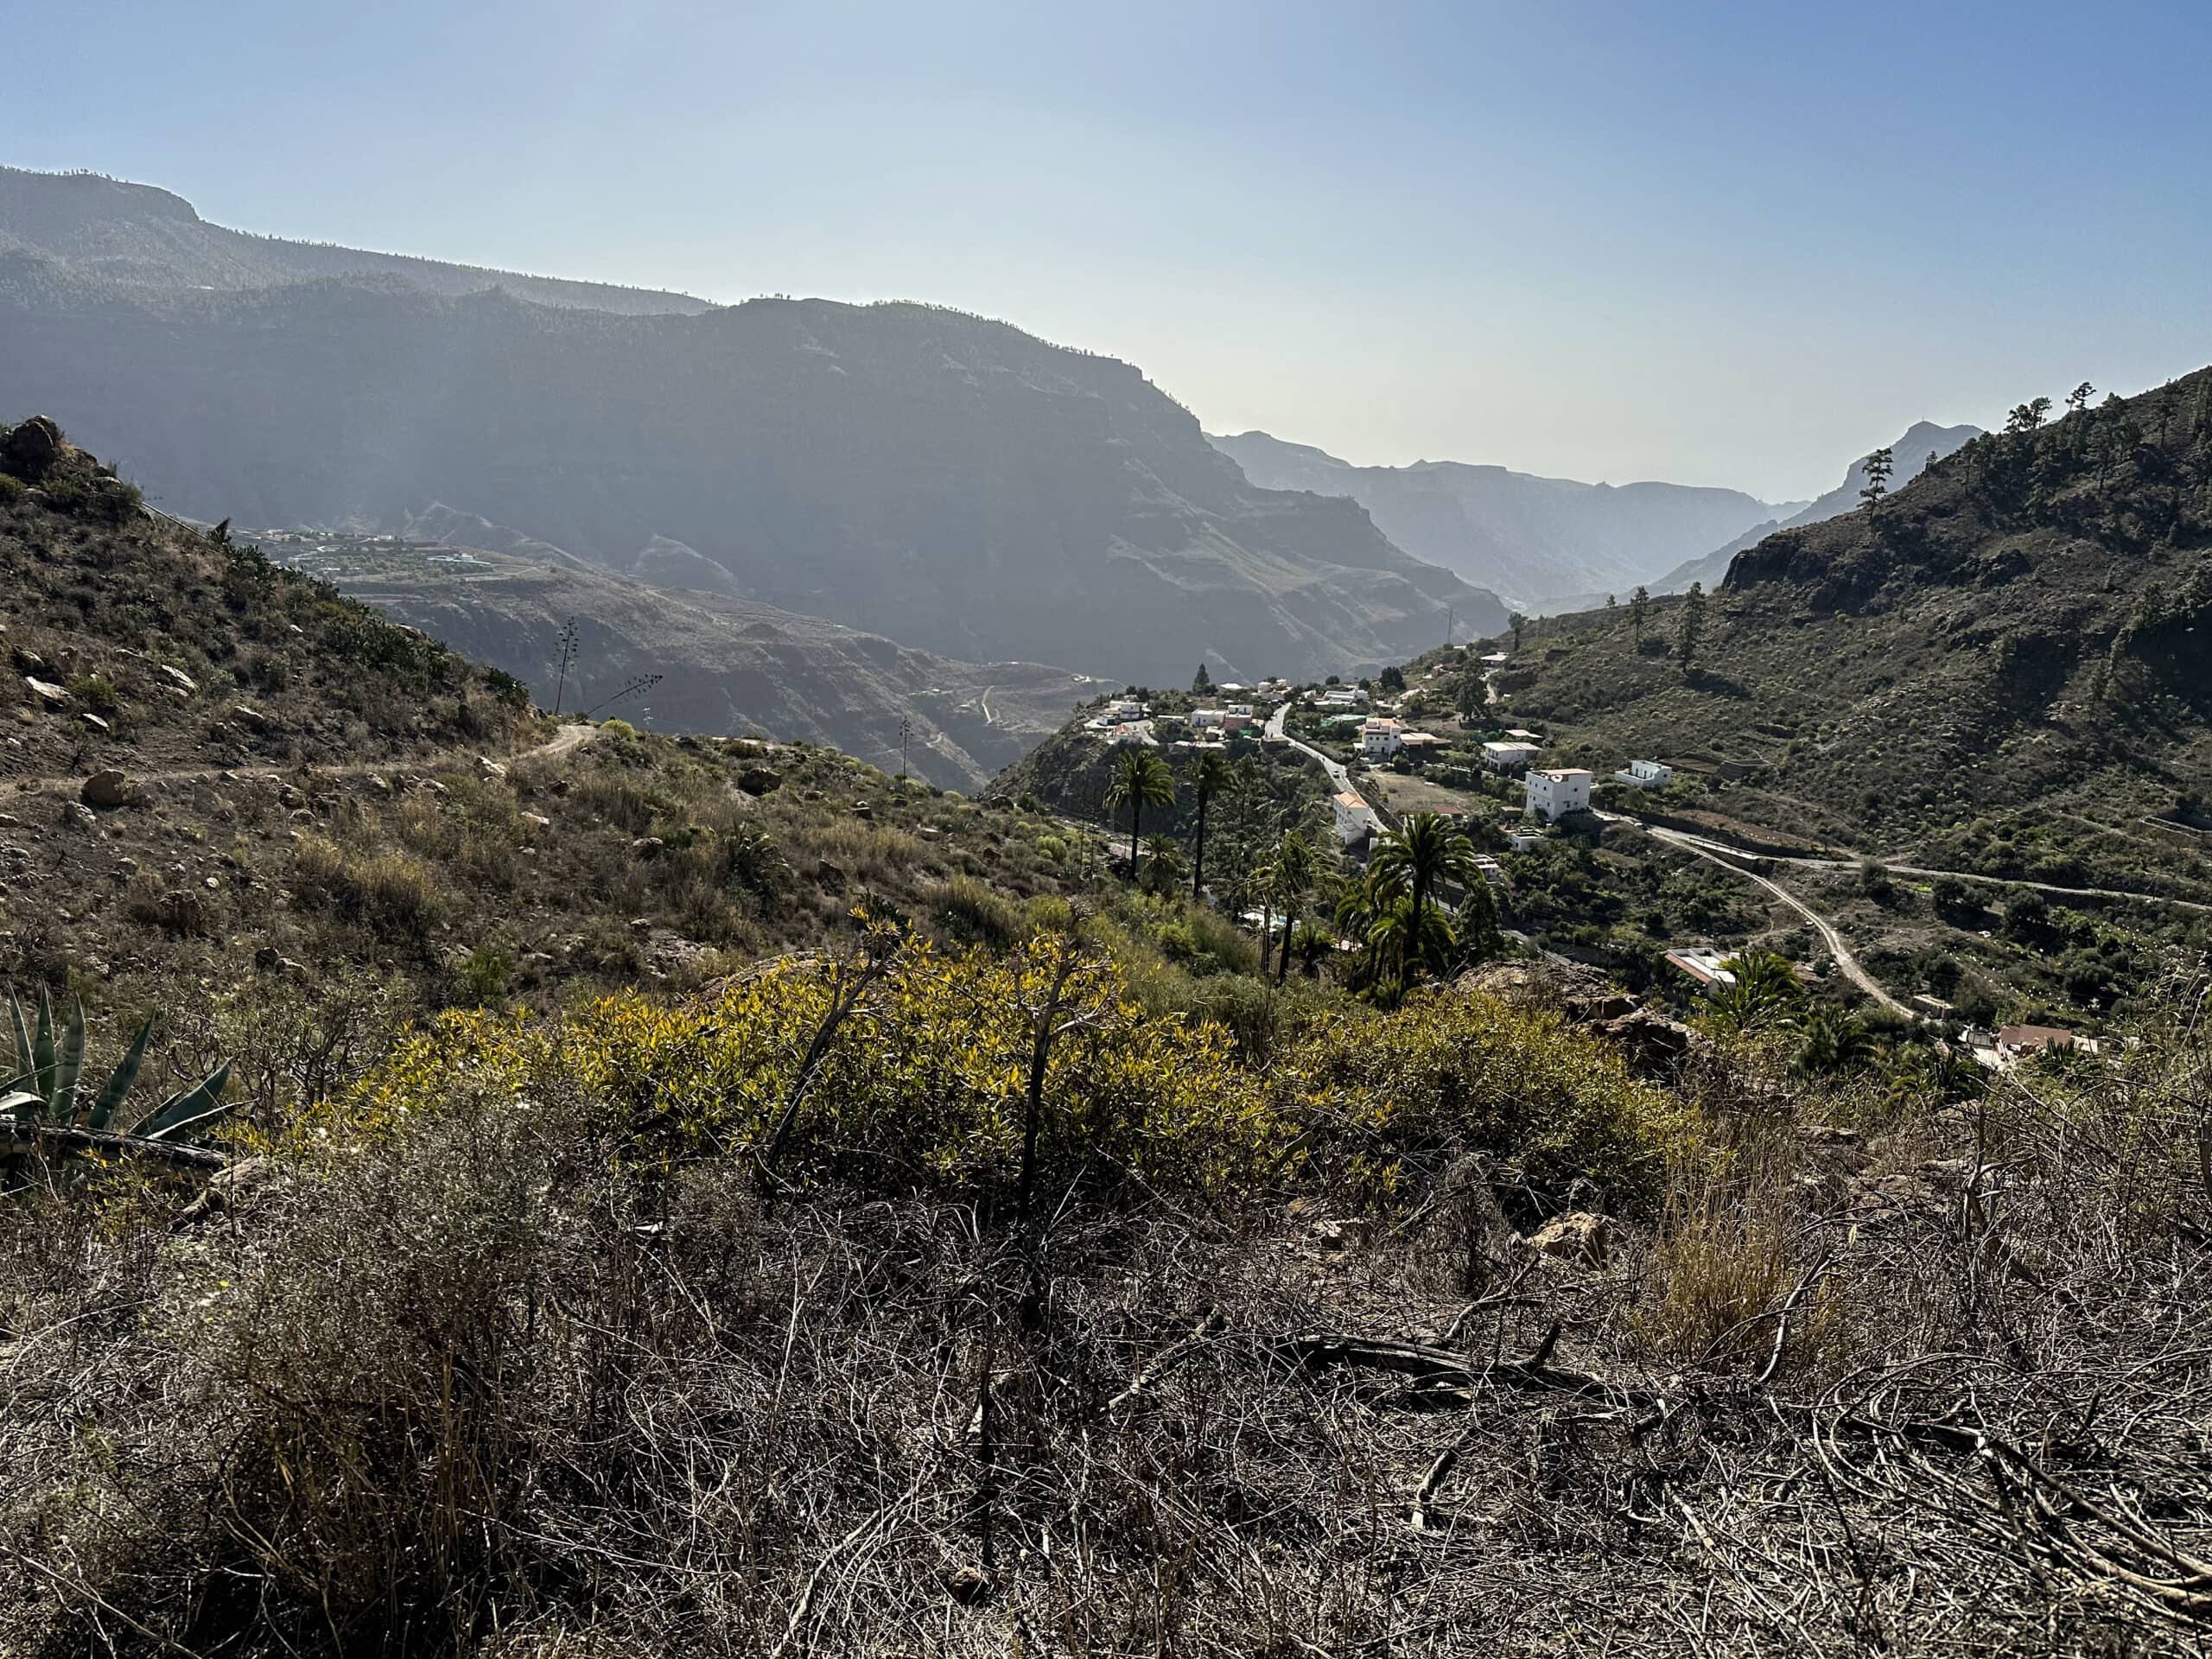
[[1103, 747, 1176, 880], [1367, 811, 1482, 989], [1265, 830, 1321, 987], [1790, 1006, 1878, 1077], [1709, 950, 1804, 1033], [1186, 749, 1236, 901], [1359, 890, 1458, 1006], [1139, 831, 1186, 897]]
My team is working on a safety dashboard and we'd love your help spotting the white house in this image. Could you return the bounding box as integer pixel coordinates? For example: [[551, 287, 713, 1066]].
[[1613, 759, 1674, 789], [1361, 717, 1404, 760], [1471, 855, 1507, 888], [1106, 698, 1145, 721], [1320, 686, 1370, 709], [1107, 722, 1154, 747], [1482, 740, 1542, 772], [1525, 767, 1593, 821], [1332, 790, 1378, 847], [1224, 702, 1255, 718], [1189, 708, 1224, 729], [1505, 826, 1546, 852], [1397, 731, 1446, 759]]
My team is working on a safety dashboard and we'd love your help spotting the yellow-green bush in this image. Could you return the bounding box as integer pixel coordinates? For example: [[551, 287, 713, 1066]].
[[1273, 988, 1691, 1210], [342, 941, 1290, 1198]]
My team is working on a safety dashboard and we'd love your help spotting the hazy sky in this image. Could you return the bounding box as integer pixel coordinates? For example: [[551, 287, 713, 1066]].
[[10, 0, 2210, 499]]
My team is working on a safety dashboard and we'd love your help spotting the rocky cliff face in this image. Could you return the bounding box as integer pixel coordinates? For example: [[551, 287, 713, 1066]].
[[0, 168, 1501, 687]]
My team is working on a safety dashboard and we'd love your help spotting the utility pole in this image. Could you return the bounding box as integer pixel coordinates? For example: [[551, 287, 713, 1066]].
[[551, 618, 580, 715], [899, 716, 912, 781]]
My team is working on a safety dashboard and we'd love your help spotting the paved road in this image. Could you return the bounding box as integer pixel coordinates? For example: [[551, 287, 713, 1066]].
[[1265, 702, 1355, 793]]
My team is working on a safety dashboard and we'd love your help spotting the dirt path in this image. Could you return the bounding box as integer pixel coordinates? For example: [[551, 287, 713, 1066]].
[[1613, 811, 2212, 917], [8, 720, 603, 800], [1640, 825, 1912, 1017]]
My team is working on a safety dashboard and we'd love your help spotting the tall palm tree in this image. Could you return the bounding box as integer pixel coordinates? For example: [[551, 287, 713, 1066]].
[[1103, 746, 1176, 880], [1361, 889, 1459, 1004], [1266, 830, 1320, 987], [1367, 811, 1481, 989], [1186, 749, 1236, 901]]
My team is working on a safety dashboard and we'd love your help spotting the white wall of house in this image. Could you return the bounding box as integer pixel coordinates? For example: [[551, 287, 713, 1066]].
[[1525, 768, 1592, 820]]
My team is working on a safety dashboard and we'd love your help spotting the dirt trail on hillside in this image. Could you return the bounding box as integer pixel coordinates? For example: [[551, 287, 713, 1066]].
[[6, 721, 603, 801]]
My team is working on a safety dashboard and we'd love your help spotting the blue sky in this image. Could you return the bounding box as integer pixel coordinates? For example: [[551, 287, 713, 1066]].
[[9, 0, 2209, 499]]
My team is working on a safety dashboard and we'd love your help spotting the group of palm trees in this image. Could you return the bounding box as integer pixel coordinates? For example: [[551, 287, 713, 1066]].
[[1102, 745, 1500, 1002], [1709, 949, 1982, 1096]]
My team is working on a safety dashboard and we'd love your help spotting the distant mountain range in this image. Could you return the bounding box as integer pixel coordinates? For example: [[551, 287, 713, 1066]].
[[0, 165, 1502, 688], [1209, 429, 1803, 613], [1649, 419, 1985, 596]]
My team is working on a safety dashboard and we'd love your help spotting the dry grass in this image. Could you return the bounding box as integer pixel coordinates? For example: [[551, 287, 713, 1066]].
[[3, 986, 2209, 1655]]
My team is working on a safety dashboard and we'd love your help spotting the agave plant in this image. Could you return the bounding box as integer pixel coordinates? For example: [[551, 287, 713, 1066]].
[[3, 989, 233, 1144]]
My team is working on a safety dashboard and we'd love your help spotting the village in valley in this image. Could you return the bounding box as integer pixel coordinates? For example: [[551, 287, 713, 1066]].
[[1063, 639, 2107, 1074]]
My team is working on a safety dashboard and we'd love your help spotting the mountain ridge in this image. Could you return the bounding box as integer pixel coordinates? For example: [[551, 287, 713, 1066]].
[[1210, 428, 1798, 611], [0, 166, 1503, 687], [1649, 418, 1984, 596]]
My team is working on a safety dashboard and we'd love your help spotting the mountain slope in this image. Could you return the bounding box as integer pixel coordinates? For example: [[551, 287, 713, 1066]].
[[0, 168, 1500, 685], [1211, 429, 1795, 611], [1497, 372, 2212, 893], [1651, 420, 1983, 595], [0, 166, 707, 315], [276, 524, 1103, 789]]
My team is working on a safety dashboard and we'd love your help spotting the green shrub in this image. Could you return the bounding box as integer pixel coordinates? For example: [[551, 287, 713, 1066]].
[[1275, 988, 1690, 1209]]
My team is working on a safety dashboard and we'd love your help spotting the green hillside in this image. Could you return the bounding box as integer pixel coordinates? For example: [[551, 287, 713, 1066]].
[[1504, 371, 2212, 888]]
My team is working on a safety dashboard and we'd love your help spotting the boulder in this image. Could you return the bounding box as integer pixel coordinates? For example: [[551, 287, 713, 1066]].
[[159, 664, 198, 693], [79, 769, 130, 810], [0, 416, 64, 480], [79, 713, 110, 734], [1594, 1007, 1705, 1077], [738, 766, 783, 797], [629, 836, 665, 860], [24, 676, 67, 707], [1527, 1211, 1611, 1266], [476, 755, 508, 780], [231, 703, 269, 728]]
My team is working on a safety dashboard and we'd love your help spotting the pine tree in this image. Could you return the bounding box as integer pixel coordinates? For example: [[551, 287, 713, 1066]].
[[1630, 585, 1649, 646], [1859, 447, 1895, 511], [1191, 662, 1213, 696], [1676, 582, 1706, 675]]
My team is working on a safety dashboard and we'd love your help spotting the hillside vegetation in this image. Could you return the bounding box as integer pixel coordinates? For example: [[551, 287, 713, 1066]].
[[1504, 371, 2212, 893], [6, 417, 2212, 1651], [282, 526, 1103, 790]]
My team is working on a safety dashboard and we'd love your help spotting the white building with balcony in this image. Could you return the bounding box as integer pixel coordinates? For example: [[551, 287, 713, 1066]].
[[1360, 717, 1404, 760], [1525, 767, 1593, 821]]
